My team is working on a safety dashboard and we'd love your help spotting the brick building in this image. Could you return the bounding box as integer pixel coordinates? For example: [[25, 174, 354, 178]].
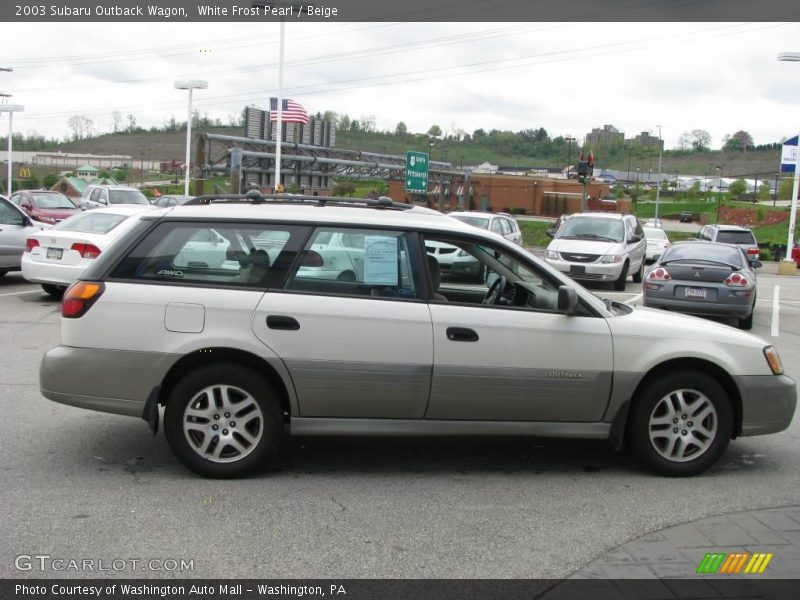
[[387, 173, 631, 216]]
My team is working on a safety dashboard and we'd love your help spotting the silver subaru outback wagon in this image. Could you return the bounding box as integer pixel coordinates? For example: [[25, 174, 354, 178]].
[[39, 194, 796, 478]]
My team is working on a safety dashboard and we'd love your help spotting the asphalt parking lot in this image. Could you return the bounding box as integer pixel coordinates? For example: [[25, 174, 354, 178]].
[[0, 269, 798, 580]]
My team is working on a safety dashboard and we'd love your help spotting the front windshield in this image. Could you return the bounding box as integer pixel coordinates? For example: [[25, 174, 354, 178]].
[[556, 217, 624, 242], [451, 215, 490, 230], [109, 190, 149, 205], [33, 193, 76, 209]]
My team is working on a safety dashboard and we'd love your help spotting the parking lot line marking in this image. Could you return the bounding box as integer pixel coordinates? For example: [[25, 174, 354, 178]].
[[771, 286, 780, 337], [625, 293, 643, 305], [0, 290, 40, 297]]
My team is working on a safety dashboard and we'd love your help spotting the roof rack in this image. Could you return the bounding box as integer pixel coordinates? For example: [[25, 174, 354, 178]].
[[183, 190, 413, 211]]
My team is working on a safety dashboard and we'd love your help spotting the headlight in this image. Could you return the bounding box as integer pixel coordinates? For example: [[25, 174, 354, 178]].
[[764, 346, 784, 375], [545, 250, 559, 260], [600, 255, 622, 264]]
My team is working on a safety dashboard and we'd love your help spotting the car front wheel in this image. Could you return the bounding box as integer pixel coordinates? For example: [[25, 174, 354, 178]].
[[164, 364, 284, 478], [628, 371, 733, 476], [614, 262, 629, 291]]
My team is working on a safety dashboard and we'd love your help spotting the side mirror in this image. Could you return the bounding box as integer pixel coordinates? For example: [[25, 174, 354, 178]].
[[752, 261, 762, 269], [20, 202, 33, 211], [545, 229, 555, 239], [557, 285, 578, 315], [628, 235, 642, 243], [98, 198, 108, 205]]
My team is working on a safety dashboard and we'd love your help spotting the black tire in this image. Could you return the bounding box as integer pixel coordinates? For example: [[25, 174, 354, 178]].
[[614, 262, 629, 291], [738, 311, 753, 330], [164, 364, 284, 478], [41, 284, 66, 298], [0, 269, 7, 278], [632, 259, 644, 284], [628, 371, 733, 476]]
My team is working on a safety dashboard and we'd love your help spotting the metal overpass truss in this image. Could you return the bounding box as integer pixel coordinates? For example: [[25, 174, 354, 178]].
[[197, 132, 459, 193]]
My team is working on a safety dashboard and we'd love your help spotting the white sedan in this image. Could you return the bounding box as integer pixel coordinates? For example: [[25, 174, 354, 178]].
[[21, 207, 153, 297], [643, 226, 670, 262]]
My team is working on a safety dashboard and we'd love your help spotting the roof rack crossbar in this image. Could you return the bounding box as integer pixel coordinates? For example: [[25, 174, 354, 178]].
[[184, 192, 413, 210]]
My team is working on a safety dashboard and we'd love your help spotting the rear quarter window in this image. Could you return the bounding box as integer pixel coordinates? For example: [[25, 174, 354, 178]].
[[109, 221, 307, 289]]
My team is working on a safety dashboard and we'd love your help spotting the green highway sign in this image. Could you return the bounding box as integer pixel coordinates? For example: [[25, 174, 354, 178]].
[[405, 151, 429, 193]]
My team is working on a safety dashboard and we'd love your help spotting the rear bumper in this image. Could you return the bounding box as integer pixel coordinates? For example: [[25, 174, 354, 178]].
[[736, 374, 797, 436], [22, 254, 87, 286], [643, 294, 752, 319], [40, 345, 179, 417]]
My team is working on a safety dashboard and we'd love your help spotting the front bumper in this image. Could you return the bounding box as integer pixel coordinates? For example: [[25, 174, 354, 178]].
[[736, 374, 797, 436], [40, 345, 179, 418], [545, 257, 624, 282]]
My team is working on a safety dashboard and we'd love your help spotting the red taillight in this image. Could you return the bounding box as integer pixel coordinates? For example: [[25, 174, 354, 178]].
[[70, 243, 102, 259], [302, 250, 324, 267], [747, 247, 760, 255], [647, 267, 672, 281], [724, 272, 750, 287], [25, 238, 40, 252], [62, 281, 105, 318]]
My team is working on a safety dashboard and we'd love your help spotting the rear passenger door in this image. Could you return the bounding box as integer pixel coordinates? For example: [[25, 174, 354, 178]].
[[252, 226, 433, 419]]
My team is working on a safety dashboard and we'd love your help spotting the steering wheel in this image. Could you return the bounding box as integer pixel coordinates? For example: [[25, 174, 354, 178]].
[[483, 275, 507, 305]]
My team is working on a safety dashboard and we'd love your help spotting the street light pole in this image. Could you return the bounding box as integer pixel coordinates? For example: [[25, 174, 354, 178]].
[[174, 80, 208, 196], [565, 136, 575, 178], [778, 51, 800, 272], [716, 166, 723, 222], [0, 104, 24, 196], [655, 126, 663, 223]]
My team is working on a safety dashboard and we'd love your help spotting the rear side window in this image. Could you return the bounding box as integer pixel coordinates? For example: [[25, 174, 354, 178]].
[[716, 230, 756, 245], [52, 212, 128, 234], [110, 222, 307, 289], [285, 227, 422, 300]]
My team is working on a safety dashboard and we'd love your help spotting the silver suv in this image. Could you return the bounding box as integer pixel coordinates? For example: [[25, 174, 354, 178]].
[[39, 193, 795, 478], [544, 212, 647, 290], [697, 224, 760, 265], [80, 185, 150, 210]]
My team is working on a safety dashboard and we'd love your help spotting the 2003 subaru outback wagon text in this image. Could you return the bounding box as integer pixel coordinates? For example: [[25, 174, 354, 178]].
[[39, 193, 796, 478]]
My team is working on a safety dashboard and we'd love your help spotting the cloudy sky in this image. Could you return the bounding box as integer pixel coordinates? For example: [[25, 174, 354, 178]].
[[3, 21, 800, 150]]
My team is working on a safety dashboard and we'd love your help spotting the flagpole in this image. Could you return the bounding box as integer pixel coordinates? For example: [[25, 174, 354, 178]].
[[274, 18, 285, 192]]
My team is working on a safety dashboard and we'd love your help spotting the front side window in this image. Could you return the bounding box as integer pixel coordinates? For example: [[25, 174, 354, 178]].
[[111, 222, 306, 289], [424, 234, 578, 313], [285, 227, 421, 300], [0, 198, 25, 225]]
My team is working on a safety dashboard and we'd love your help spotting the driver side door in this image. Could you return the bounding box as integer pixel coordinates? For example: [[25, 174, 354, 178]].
[[423, 234, 613, 423]]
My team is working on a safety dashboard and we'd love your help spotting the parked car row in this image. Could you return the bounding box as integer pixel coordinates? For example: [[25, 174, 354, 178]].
[[544, 212, 763, 330]]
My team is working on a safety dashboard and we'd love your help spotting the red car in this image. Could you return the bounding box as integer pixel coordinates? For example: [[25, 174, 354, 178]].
[[9, 190, 80, 225], [792, 243, 800, 267]]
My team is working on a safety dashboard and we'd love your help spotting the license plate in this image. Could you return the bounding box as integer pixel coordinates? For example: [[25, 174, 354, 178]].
[[685, 287, 706, 299], [570, 265, 585, 274], [46, 247, 63, 260]]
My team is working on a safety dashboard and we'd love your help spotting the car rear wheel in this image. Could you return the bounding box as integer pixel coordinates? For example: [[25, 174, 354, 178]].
[[164, 364, 284, 478], [628, 371, 732, 476], [41, 284, 66, 298], [0, 269, 7, 278], [614, 262, 629, 291], [738, 311, 753, 330]]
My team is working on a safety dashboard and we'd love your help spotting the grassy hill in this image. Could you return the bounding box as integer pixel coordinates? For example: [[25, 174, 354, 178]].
[[49, 127, 782, 179]]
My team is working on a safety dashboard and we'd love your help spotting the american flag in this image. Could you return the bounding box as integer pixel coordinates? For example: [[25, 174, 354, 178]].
[[269, 98, 309, 124]]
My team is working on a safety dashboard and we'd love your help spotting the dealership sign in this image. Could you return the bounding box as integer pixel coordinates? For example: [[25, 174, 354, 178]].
[[781, 135, 797, 173]]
